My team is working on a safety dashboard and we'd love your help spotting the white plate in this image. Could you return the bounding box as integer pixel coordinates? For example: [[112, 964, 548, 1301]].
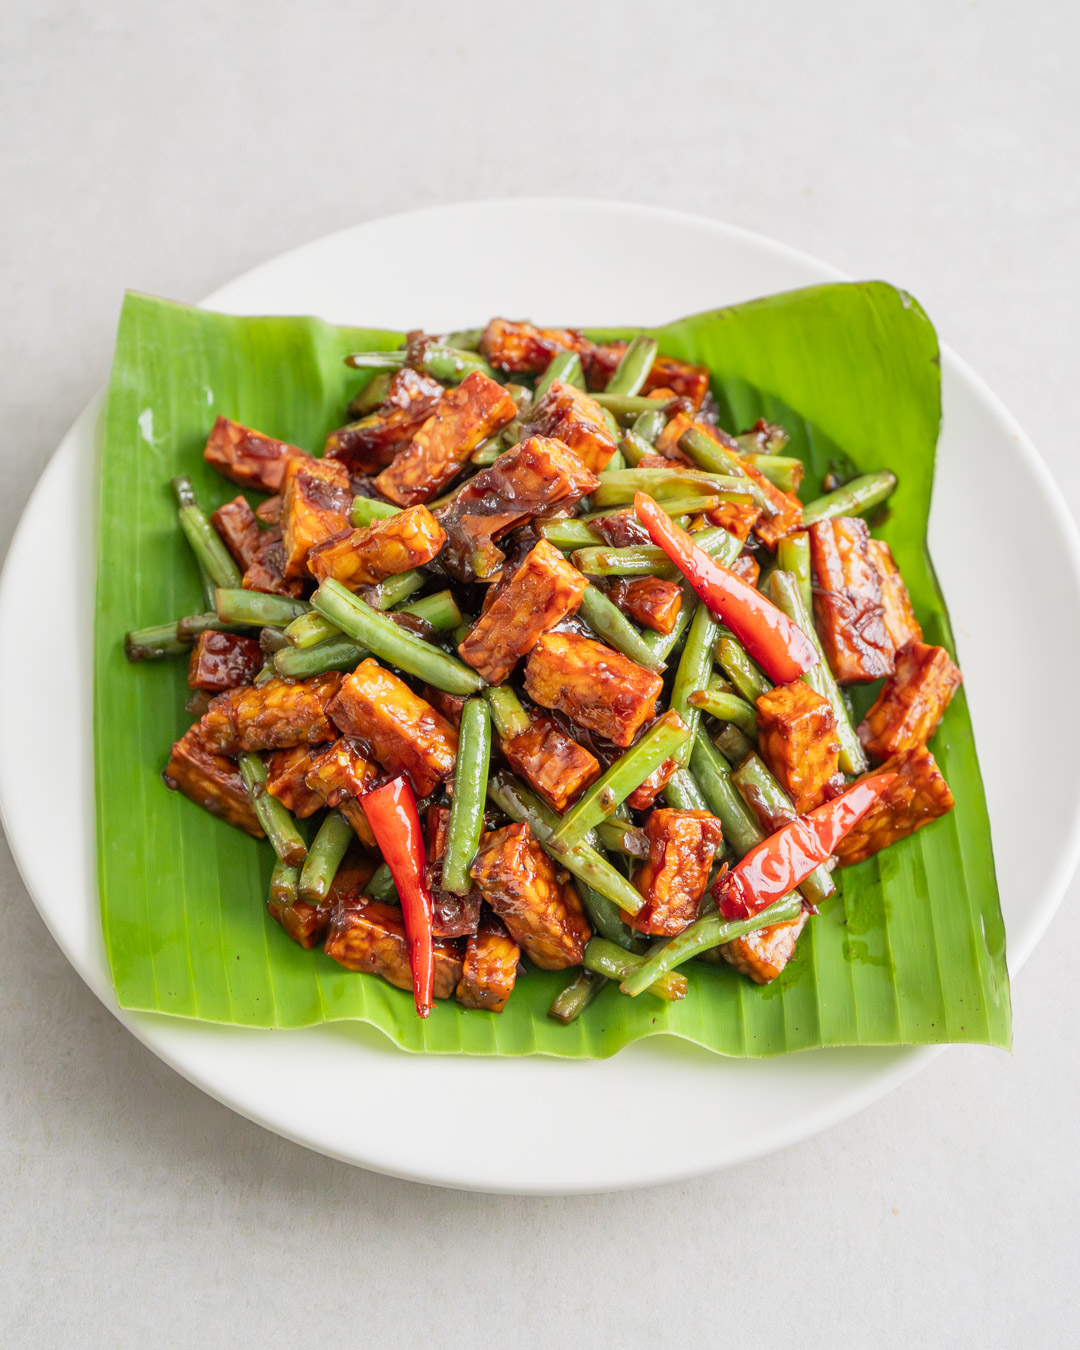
[[2, 200, 1079, 1194]]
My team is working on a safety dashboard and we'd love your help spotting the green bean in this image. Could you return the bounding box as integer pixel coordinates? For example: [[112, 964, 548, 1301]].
[[347, 371, 393, 418], [176, 613, 249, 642], [533, 350, 584, 405], [371, 569, 427, 610], [539, 518, 602, 551], [800, 471, 897, 526], [442, 699, 492, 894], [604, 336, 658, 397], [483, 684, 531, 740], [574, 881, 639, 950], [776, 532, 813, 619], [678, 425, 754, 483], [714, 722, 755, 765], [344, 345, 496, 383], [399, 589, 463, 631], [274, 636, 365, 678], [366, 862, 398, 902], [577, 584, 666, 673], [444, 328, 484, 351], [717, 635, 771, 703], [124, 621, 190, 661], [270, 857, 300, 908], [551, 711, 692, 850], [742, 455, 804, 493], [350, 497, 402, 527], [342, 350, 405, 372], [729, 753, 835, 907], [214, 588, 310, 627], [767, 569, 867, 775], [584, 938, 687, 1001], [470, 440, 503, 467], [298, 810, 353, 904], [689, 733, 763, 858], [687, 688, 758, 736], [590, 393, 676, 415], [662, 767, 711, 812], [632, 406, 667, 445], [619, 894, 803, 996], [311, 579, 483, 695], [606, 446, 627, 472], [197, 562, 218, 611], [734, 423, 789, 455], [286, 610, 340, 649], [487, 774, 644, 916], [595, 819, 649, 859], [669, 600, 721, 766], [548, 968, 607, 1023], [172, 477, 243, 589], [573, 522, 735, 578], [618, 431, 653, 466], [591, 468, 755, 508], [238, 754, 307, 866]]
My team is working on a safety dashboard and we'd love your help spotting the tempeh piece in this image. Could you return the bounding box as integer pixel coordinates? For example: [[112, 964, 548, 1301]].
[[458, 539, 588, 685], [857, 641, 962, 762], [162, 724, 264, 837], [755, 681, 841, 814], [203, 416, 311, 492], [523, 630, 663, 747], [265, 745, 324, 818], [324, 367, 444, 473], [324, 899, 464, 999], [470, 822, 591, 970], [304, 737, 379, 845], [499, 711, 602, 813], [326, 658, 458, 798], [527, 381, 617, 472], [630, 809, 724, 936], [199, 673, 342, 755], [704, 500, 761, 541], [307, 505, 446, 590], [374, 370, 517, 507], [833, 746, 954, 866], [721, 911, 809, 984], [187, 632, 263, 693], [455, 913, 521, 1012], [868, 539, 923, 653], [479, 318, 592, 374], [809, 516, 894, 684], [242, 526, 303, 597], [280, 455, 352, 579], [626, 757, 679, 811], [211, 495, 262, 569]]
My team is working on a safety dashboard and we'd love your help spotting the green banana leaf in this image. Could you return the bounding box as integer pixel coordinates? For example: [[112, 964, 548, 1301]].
[[94, 284, 1011, 1056]]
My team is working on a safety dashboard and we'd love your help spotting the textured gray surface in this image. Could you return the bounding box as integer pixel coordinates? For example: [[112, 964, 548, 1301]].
[[2, 2, 1078, 1345]]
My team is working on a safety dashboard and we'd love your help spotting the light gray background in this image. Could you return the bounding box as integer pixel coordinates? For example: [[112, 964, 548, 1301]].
[[2, 2, 1077, 1346]]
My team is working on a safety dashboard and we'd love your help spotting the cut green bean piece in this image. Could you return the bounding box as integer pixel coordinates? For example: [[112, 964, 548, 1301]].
[[604, 335, 658, 397], [172, 477, 243, 590], [729, 753, 835, 907], [298, 811, 353, 905], [584, 938, 687, 1001], [470, 440, 502, 467], [573, 523, 734, 579], [548, 968, 607, 1023], [717, 635, 771, 703], [670, 600, 721, 766], [532, 350, 584, 405], [688, 688, 758, 736], [776, 531, 812, 618], [574, 881, 639, 950], [350, 496, 402, 527], [124, 622, 190, 661], [176, 613, 249, 642], [577, 584, 666, 673], [742, 455, 804, 493], [214, 589, 310, 627], [689, 733, 763, 858], [483, 684, 531, 740], [590, 393, 676, 415], [347, 370, 393, 418], [595, 819, 649, 859], [274, 636, 365, 678], [344, 345, 496, 383], [371, 569, 426, 610], [343, 351, 405, 372], [270, 857, 300, 907], [592, 468, 755, 508], [632, 406, 667, 445], [539, 518, 602, 551], [366, 862, 398, 902], [619, 431, 653, 466], [238, 754, 307, 866], [551, 711, 692, 850], [619, 894, 804, 996], [311, 579, 483, 695], [715, 722, 755, 766], [286, 610, 340, 649], [398, 589, 463, 631], [800, 471, 897, 527], [662, 767, 710, 812], [444, 328, 484, 351], [442, 699, 492, 895]]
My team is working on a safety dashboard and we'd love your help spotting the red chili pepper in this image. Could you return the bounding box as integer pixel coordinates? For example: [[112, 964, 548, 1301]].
[[360, 775, 435, 1018], [634, 492, 818, 683], [713, 772, 897, 921]]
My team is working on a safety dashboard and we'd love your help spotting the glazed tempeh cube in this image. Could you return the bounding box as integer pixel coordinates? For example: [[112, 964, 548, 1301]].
[[324, 367, 444, 474], [200, 673, 342, 755], [307, 505, 446, 590], [203, 416, 310, 492], [527, 381, 617, 472], [162, 724, 263, 837], [242, 526, 303, 597], [868, 538, 923, 653], [458, 539, 588, 685], [603, 577, 683, 635], [590, 510, 653, 547], [652, 412, 697, 464], [704, 500, 762, 542], [326, 658, 458, 798], [721, 910, 809, 985], [500, 711, 602, 813], [469, 822, 591, 970], [858, 641, 962, 762], [265, 744, 324, 818], [268, 894, 329, 949], [833, 746, 954, 866], [630, 809, 724, 936], [279, 455, 353, 579], [755, 681, 841, 814], [809, 517, 894, 684], [324, 899, 464, 999], [524, 630, 663, 747], [435, 435, 598, 580], [187, 631, 263, 694], [455, 913, 521, 1012], [626, 757, 679, 811], [211, 495, 262, 570], [479, 317, 592, 374], [374, 370, 517, 507]]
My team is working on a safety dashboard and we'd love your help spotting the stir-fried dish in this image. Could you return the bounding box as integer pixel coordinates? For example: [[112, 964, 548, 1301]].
[[125, 321, 962, 1022]]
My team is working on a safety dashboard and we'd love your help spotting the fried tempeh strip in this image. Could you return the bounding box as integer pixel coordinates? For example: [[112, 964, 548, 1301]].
[[265, 744, 324, 818], [868, 538, 923, 652], [500, 710, 602, 813], [523, 630, 663, 748], [203, 416, 311, 492], [280, 455, 353, 579], [479, 317, 593, 374], [455, 913, 521, 1012], [435, 435, 598, 580], [324, 899, 464, 999], [211, 495, 262, 570], [324, 367, 444, 474], [857, 641, 962, 762], [308, 505, 446, 590], [200, 672, 342, 755], [326, 658, 458, 798], [458, 539, 588, 684], [374, 370, 517, 507], [833, 746, 954, 866], [470, 822, 591, 970], [755, 681, 841, 814], [721, 910, 809, 984], [630, 809, 724, 936], [187, 631, 263, 693], [162, 724, 264, 837], [304, 737, 379, 845], [809, 516, 894, 684], [527, 381, 617, 472]]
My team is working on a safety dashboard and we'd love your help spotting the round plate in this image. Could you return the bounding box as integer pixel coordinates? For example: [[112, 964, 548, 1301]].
[[3, 200, 1079, 1194]]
